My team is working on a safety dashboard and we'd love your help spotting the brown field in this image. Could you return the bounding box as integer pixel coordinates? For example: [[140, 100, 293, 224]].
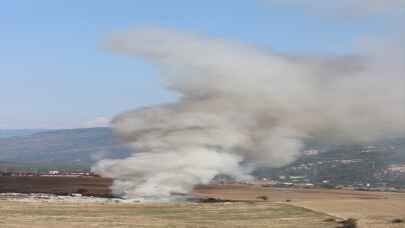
[[291, 199, 405, 228], [195, 184, 405, 228], [0, 201, 338, 228], [1, 177, 405, 227], [0, 176, 113, 197], [193, 184, 405, 201]]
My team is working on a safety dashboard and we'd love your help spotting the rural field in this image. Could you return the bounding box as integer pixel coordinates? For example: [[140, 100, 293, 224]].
[[194, 184, 405, 228], [1, 183, 405, 228], [0, 176, 112, 197], [0, 200, 337, 228]]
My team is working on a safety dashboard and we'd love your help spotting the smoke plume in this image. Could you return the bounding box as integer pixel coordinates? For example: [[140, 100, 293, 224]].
[[92, 27, 405, 199]]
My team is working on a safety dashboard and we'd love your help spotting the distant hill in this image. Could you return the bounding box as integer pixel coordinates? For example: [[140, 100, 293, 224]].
[[255, 138, 405, 187], [0, 127, 404, 187], [0, 127, 130, 171], [0, 129, 47, 138]]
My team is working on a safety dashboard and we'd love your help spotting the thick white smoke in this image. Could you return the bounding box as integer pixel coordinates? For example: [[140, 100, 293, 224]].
[[93, 27, 405, 199]]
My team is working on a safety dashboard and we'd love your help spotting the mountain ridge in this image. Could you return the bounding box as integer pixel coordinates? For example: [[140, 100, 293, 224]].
[[0, 129, 48, 138], [0, 127, 130, 171]]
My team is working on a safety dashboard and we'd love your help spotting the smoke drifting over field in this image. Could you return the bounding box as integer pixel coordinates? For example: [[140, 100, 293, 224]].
[[93, 27, 405, 199]]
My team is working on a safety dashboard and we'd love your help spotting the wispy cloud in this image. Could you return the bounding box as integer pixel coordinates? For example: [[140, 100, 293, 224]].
[[264, 0, 405, 17], [83, 116, 111, 128]]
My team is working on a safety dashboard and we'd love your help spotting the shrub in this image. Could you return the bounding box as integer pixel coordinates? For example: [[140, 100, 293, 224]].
[[324, 218, 336, 222], [339, 218, 357, 228], [256, 195, 268, 201], [391, 218, 404, 223], [77, 188, 89, 195]]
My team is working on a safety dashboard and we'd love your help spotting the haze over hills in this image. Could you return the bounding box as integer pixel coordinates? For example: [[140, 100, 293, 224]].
[[255, 138, 405, 187], [0, 127, 404, 187], [0, 129, 47, 138], [0, 127, 130, 171]]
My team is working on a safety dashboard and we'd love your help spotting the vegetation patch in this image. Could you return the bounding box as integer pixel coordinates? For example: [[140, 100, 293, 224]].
[[338, 218, 357, 228], [390, 218, 404, 224]]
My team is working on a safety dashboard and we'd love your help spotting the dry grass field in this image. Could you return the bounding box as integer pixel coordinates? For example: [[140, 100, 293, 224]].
[[0, 201, 337, 228], [291, 199, 405, 228], [1, 182, 405, 227], [194, 184, 405, 228]]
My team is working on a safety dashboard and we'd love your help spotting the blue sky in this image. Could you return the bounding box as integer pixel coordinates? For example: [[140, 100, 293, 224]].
[[0, 0, 402, 129]]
